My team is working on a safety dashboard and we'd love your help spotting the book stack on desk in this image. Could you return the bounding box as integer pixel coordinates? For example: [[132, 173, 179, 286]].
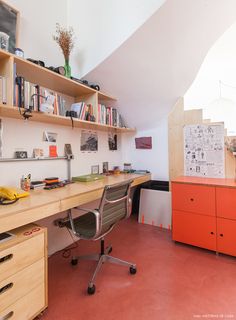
[[30, 181, 46, 189]]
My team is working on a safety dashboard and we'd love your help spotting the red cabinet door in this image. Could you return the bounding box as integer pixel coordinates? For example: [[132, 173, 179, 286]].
[[172, 210, 216, 251], [172, 183, 215, 216], [216, 187, 236, 219], [217, 218, 236, 256]]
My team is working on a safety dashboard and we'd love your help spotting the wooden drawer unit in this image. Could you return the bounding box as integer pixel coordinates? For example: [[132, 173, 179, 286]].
[[0, 284, 45, 320], [0, 232, 44, 282], [0, 224, 47, 319], [172, 210, 216, 251], [216, 187, 236, 220], [172, 182, 215, 216]]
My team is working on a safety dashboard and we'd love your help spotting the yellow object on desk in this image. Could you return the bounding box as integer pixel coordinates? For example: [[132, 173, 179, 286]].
[[0, 186, 29, 201]]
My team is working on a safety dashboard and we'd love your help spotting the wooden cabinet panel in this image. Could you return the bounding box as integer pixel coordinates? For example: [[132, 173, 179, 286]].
[[172, 210, 216, 251], [0, 233, 44, 282], [0, 258, 44, 311], [0, 284, 45, 320], [216, 187, 236, 219], [217, 218, 236, 256], [172, 183, 215, 216]]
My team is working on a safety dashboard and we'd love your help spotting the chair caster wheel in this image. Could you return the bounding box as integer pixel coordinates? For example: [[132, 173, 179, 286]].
[[71, 258, 78, 266], [130, 266, 137, 275], [87, 284, 96, 295]]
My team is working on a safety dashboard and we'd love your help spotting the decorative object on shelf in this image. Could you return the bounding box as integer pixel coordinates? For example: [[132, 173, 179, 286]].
[[33, 148, 44, 159], [49, 145, 58, 157], [53, 23, 75, 78], [124, 163, 132, 172], [102, 162, 108, 173], [80, 130, 98, 152], [30, 92, 54, 114], [64, 143, 73, 159], [47, 65, 65, 75], [27, 58, 45, 67], [108, 133, 117, 151], [43, 131, 57, 143], [113, 166, 120, 175], [14, 47, 24, 58], [15, 151, 27, 159], [0, 31, 9, 51], [91, 165, 99, 175], [135, 137, 152, 149], [0, 1, 19, 53]]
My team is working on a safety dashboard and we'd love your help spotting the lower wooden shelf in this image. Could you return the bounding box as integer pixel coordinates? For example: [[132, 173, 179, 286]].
[[0, 105, 136, 133]]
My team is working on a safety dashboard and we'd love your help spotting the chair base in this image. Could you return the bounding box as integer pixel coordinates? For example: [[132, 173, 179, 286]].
[[71, 240, 136, 295]]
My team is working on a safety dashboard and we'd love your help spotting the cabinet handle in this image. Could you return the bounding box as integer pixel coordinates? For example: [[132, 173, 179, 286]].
[[190, 198, 194, 202], [220, 233, 224, 237], [0, 254, 13, 264], [210, 232, 214, 235], [0, 311, 14, 320], [0, 283, 13, 295]]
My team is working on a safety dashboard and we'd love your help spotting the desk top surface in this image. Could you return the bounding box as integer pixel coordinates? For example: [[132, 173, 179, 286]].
[[0, 173, 151, 220]]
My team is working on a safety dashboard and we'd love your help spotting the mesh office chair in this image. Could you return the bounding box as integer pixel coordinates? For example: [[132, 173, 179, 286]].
[[66, 179, 137, 294]]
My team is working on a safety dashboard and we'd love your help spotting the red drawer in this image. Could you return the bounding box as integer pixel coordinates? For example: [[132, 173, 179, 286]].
[[216, 187, 236, 219], [172, 183, 215, 216], [172, 210, 216, 251], [217, 217, 236, 256]]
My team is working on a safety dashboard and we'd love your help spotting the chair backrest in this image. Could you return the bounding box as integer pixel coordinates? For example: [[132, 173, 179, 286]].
[[98, 179, 133, 236]]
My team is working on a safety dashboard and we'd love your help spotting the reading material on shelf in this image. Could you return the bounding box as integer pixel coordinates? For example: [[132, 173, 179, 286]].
[[0, 75, 6, 104]]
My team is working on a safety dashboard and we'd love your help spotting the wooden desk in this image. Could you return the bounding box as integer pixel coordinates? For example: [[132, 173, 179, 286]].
[[0, 173, 151, 233]]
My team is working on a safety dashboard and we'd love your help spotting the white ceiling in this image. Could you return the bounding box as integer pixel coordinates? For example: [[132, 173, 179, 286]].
[[85, 0, 236, 130]]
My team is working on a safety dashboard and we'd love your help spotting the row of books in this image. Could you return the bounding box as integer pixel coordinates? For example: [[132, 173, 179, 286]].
[[0, 75, 7, 105], [14, 76, 67, 116], [71, 102, 125, 127]]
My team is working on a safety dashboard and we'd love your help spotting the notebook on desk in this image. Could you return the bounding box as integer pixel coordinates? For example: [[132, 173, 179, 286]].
[[72, 174, 105, 182]]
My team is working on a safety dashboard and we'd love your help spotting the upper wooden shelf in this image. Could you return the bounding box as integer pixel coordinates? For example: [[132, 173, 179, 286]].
[[0, 105, 136, 133]]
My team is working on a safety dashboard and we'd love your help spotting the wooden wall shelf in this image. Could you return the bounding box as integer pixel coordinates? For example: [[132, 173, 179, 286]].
[[0, 105, 135, 133], [0, 49, 134, 133]]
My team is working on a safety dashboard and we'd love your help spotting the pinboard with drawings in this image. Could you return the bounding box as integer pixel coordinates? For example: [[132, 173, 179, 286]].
[[184, 123, 225, 178]]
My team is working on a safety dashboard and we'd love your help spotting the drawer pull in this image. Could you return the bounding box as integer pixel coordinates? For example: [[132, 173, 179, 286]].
[[220, 233, 224, 237], [0, 283, 13, 295], [210, 232, 214, 235], [0, 254, 13, 264], [0, 311, 14, 320], [190, 198, 194, 202]]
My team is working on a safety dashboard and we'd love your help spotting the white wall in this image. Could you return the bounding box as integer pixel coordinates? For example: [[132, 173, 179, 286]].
[[122, 118, 169, 181], [184, 22, 236, 135], [7, 0, 67, 67], [68, 0, 166, 77]]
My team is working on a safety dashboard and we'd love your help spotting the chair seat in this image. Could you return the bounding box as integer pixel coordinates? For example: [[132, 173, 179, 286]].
[[66, 212, 96, 238]]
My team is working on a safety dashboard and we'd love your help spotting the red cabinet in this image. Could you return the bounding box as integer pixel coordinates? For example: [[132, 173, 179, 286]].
[[172, 178, 236, 257], [172, 210, 216, 251]]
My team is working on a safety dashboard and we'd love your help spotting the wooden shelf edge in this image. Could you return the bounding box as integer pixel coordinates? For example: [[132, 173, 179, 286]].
[[0, 105, 136, 133]]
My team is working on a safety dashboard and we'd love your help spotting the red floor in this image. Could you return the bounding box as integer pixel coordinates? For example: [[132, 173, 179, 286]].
[[42, 217, 236, 320]]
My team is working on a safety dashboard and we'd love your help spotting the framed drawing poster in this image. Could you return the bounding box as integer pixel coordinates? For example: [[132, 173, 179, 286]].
[[0, 1, 19, 53]]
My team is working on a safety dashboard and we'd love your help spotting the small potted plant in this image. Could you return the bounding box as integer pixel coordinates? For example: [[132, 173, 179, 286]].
[[53, 23, 75, 78]]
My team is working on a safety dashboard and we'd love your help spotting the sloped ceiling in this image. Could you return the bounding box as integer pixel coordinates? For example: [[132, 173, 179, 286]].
[[85, 0, 236, 130]]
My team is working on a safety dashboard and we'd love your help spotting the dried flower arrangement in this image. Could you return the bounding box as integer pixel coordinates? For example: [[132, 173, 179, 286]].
[[53, 23, 75, 77]]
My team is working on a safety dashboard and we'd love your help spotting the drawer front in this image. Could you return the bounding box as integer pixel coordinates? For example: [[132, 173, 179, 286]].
[[172, 183, 215, 216], [0, 258, 44, 311], [172, 210, 216, 251], [0, 284, 45, 320], [217, 218, 236, 256], [216, 187, 236, 219], [0, 233, 44, 282]]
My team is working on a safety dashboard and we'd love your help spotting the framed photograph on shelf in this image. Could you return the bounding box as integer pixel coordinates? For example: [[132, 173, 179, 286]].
[[91, 165, 99, 175]]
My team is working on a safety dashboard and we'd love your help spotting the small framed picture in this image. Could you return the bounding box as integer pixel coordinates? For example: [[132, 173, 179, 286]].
[[43, 131, 58, 143], [15, 151, 27, 159], [102, 162, 108, 173], [33, 148, 44, 159], [91, 165, 99, 175]]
